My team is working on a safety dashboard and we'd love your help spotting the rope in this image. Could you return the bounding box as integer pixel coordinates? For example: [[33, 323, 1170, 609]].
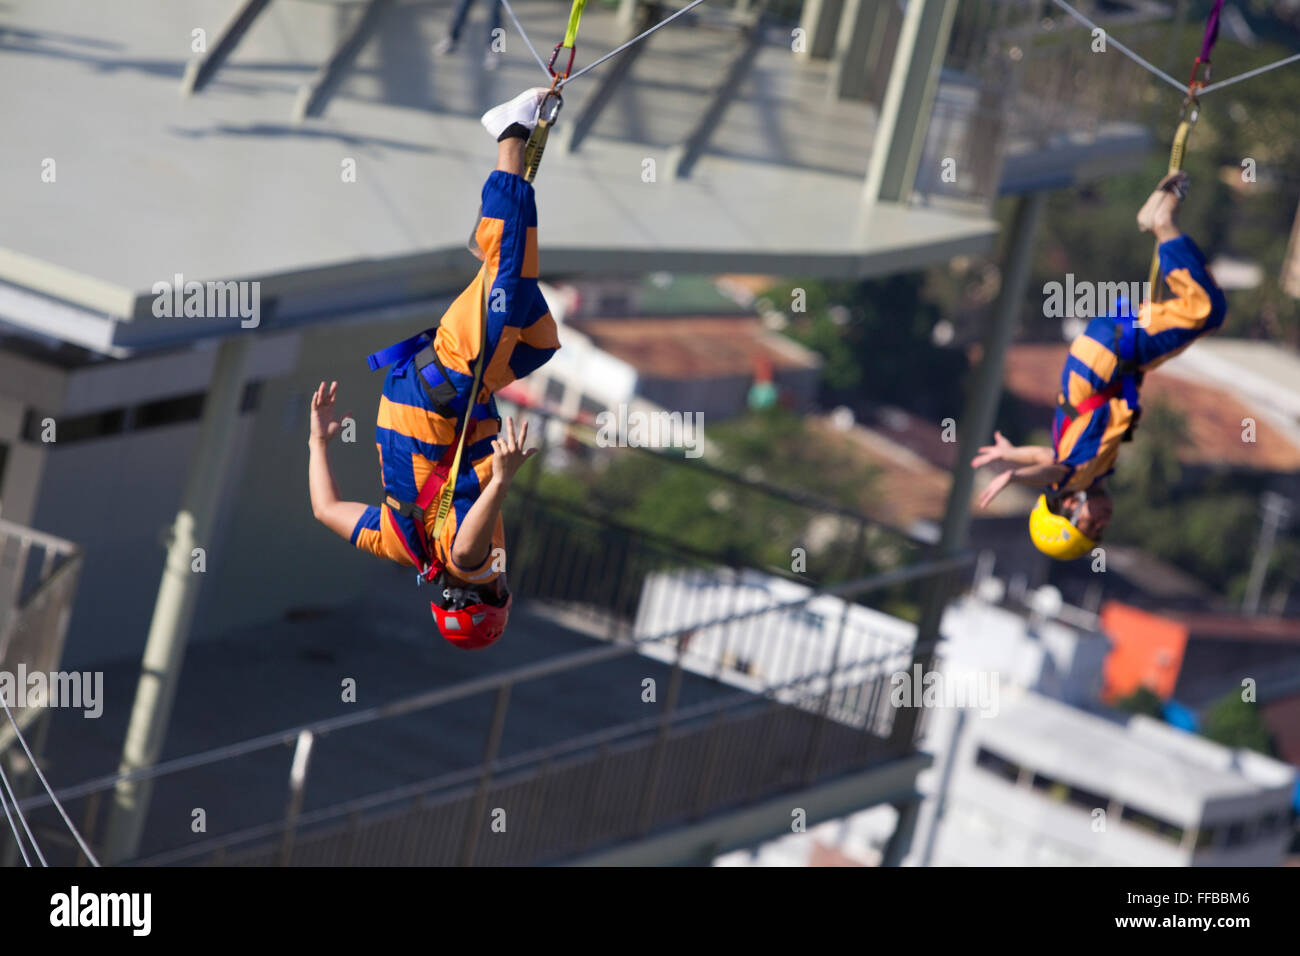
[[0, 752, 45, 865], [0, 771, 32, 866], [1048, 0, 1189, 96], [559, 0, 710, 88], [497, 0, 555, 79], [1199, 51, 1300, 95], [0, 696, 100, 866]]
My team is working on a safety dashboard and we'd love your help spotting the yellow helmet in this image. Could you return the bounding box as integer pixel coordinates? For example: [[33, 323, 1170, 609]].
[[1028, 494, 1096, 561]]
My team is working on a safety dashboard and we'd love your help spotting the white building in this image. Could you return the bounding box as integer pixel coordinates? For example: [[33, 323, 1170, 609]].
[[915, 687, 1295, 866], [633, 568, 1298, 866]]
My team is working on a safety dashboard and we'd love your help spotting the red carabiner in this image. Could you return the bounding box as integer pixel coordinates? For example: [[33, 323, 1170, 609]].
[[548, 42, 577, 81]]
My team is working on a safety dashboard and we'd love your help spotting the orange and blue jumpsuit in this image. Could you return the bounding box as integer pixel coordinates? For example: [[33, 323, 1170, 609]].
[[1051, 235, 1226, 493], [350, 171, 560, 585]]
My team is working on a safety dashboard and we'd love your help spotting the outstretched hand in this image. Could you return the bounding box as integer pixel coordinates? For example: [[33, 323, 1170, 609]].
[[490, 416, 539, 488], [971, 430, 1014, 469], [309, 381, 349, 445]]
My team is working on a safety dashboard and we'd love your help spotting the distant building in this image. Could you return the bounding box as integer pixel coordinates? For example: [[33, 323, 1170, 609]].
[[914, 688, 1295, 866], [566, 315, 823, 422], [645, 566, 1299, 867]]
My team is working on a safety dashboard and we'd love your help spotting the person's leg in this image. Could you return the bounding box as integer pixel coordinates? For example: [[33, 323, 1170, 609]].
[[496, 137, 525, 176], [437, 0, 478, 52]]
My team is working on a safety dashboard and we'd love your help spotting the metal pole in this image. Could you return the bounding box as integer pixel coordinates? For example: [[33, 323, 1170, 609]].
[[635, 632, 687, 834], [102, 336, 251, 865], [1243, 492, 1291, 616], [279, 730, 315, 866], [458, 683, 512, 866], [890, 190, 1045, 746]]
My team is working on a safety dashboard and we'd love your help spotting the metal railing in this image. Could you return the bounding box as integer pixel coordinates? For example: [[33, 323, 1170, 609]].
[[0, 520, 82, 752], [916, 0, 1172, 207], [17, 495, 971, 866]]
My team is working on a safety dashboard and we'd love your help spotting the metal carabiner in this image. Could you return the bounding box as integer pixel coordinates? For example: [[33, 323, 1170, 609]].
[[547, 42, 577, 81], [536, 88, 564, 126]]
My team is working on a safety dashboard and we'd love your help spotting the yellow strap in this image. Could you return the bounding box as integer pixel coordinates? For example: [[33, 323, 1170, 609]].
[[563, 0, 588, 49], [430, 263, 491, 541], [1146, 118, 1194, 303]]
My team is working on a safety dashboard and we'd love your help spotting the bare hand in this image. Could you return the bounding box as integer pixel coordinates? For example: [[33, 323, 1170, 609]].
[[309, 381, 349, 445], [977, 469, 1013, 509], [971, 430, 1014, 469], [490, 416, 538, 487]]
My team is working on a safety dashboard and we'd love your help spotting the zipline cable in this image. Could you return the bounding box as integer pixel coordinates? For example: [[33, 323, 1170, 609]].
[[0, 768, 32, 867], [1048, 0, 1190, 95], [559, 0, 710, 89], [0, 750, 45, 865], [1199, 50, 1300, 95], [0, 696, 100, 866], [497, 0, 555, 79]]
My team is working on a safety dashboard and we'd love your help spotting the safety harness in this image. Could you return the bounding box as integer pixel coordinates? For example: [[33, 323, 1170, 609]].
[[1052, 316, 1143, 453], [367, 276, 492, 585]]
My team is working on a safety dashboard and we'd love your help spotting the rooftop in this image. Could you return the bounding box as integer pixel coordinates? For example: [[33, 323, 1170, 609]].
[[569, 314, 822, 380], [0, 0, 1000, 354], [981, 688, 1295, 817]]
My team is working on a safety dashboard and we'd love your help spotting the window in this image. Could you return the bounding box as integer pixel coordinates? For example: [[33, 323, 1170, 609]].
[[1064, 783, 1109, 813], [23, 407, 125, 444], [544, 378, 566, 407], [1121, 805, 1184, 844], [1223, 821, 1249, 847], [1194, 825, 1218, 850], [22, 381, 263, 444], [578, 395, 605, 421], [1031, 772, 1070, 803], [135, 393, 204, 430], [974, 747, 1021, 785]]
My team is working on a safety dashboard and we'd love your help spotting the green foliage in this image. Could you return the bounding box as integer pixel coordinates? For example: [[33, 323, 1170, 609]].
[[765, 274, 969, 421], [532, 406, 898, 582], [1114, 685, 1166, 720], [1200, 690, 1276, 757]]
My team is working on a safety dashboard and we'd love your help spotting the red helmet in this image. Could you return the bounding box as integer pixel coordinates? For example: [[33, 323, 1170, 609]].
[[431, 593, 511, 650]]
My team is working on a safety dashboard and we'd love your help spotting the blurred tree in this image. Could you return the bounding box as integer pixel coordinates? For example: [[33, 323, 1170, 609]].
[[1200, 689, 1276, 757], [1114, 686, 1166, 720], [764, 274, 970, 422]]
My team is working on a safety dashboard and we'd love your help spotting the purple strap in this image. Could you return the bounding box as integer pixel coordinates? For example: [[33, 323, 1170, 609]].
[[1199, 0, 1225, 63]]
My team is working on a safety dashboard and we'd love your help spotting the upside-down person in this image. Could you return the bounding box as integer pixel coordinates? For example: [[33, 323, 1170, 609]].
[[307, 88, 561, 648], [971, 172, 1227, 560]]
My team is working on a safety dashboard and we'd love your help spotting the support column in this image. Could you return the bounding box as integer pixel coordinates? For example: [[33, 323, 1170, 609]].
[[862, 0, 959, 205], [889, 190, 1045, 746], [102, 336, 251, 864], [829, 0, 896, 101], [797, 0, 846, 61]]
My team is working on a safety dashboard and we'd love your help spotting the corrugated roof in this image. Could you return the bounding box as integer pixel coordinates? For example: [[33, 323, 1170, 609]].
[[570, 315, 821, 380]]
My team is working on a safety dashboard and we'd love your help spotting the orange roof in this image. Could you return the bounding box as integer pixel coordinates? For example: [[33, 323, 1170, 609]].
[[570, 316, 820, 380], [1099, 602, 1189, 703], [1003, 344, 1300, 471]]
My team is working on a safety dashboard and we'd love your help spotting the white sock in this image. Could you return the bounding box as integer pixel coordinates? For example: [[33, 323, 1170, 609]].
[[480, 88, 551, 140]]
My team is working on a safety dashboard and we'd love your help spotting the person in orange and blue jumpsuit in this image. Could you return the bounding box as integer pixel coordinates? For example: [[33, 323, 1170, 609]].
[[971, 172, 1227, 560], [307, 88, 560, 646]]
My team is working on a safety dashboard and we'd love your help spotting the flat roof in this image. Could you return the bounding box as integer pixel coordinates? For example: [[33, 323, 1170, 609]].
[[0, 0, 1000, 354], [980, 688, 1294, 817]]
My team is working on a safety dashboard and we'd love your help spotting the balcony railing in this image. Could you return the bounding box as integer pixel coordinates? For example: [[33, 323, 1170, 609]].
[[0, 519, 82, 753], [15, 494, 970, 867]]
